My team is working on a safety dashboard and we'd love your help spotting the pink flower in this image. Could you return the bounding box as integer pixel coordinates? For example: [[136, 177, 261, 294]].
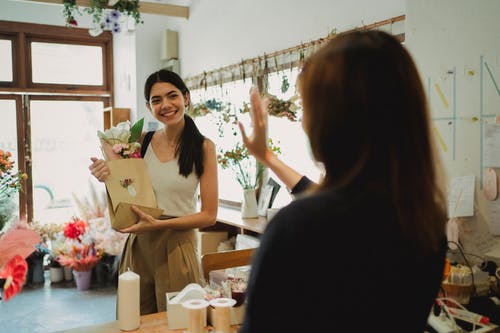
[[63, 218, 87, 242], [112, 143, 128, 154], [0, 255, 28, 301], [130, 150, 141, 159]]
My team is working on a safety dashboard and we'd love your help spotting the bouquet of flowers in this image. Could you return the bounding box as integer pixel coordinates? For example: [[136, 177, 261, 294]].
[[96, 118, 162, 229], [97, 118, 144, 160], [54, 217, 102, 272]]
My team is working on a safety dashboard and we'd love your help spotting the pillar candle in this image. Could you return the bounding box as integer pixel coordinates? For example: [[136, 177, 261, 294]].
[[182, 299, 209, 333], [118, 269, 140, 331], [209, 298, 236, 333]]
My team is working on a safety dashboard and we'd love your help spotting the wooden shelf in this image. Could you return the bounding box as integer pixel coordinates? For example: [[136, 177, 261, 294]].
[[201, 205, 268, 236]]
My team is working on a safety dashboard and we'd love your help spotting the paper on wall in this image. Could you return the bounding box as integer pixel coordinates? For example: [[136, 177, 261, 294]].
[[484, 124, 500, 167], [448, 175, 475, 218]]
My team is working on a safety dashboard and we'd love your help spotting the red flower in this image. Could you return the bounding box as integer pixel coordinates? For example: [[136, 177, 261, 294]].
[[0, 255, 28, 301], [63, 218, 87, 242], [67, 17, 78, 27]]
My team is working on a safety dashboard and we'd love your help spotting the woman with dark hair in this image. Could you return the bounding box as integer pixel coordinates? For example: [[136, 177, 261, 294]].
[[238, 30, 448, 332], [90, 69, 218, 315]]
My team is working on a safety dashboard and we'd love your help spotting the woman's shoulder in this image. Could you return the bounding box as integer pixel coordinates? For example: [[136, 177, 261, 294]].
[[202, 137, 216, 151]]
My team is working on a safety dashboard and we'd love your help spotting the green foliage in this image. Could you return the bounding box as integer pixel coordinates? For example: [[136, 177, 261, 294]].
[[129, 117, 144, 144], [217, 139, 281, 190], [0, 197, 17, 233]]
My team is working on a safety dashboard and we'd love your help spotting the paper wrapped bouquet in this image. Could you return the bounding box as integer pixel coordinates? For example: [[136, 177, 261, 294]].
[[98, 118, 162, 230]]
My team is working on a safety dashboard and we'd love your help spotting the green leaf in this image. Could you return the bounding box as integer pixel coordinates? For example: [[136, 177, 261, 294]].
[[129, 118, 144, 143]]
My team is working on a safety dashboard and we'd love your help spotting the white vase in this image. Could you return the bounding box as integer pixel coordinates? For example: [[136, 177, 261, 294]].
[[49, 267, 64, 283], [241, 188, 258, 218]]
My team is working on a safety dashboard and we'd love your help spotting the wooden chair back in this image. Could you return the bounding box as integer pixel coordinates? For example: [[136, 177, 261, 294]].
[[201, 248, 256, 281]]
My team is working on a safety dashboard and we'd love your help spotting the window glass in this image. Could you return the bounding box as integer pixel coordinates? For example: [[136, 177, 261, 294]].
[[192, 79, 254, 202], [0, 39, 13, 82], [30, 100, 105, 223], [266, 69, 324, 207], [31, 42, 103, 85]]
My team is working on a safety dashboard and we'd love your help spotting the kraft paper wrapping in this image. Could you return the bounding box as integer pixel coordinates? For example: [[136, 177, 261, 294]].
[[105, 158, 163, 230]]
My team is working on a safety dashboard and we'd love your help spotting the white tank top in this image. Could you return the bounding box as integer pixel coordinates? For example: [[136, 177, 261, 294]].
[[143, 146, 199, 217]]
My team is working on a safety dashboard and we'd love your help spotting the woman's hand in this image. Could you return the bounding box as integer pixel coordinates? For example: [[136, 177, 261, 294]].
[[238, 87, 273, 166], [119, 205, 156, 234], [89, 157, 110, 182]]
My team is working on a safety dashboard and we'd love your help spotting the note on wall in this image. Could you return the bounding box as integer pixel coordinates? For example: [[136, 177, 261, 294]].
[[448, 175, 475, 218], [484, 124, 500, 167]]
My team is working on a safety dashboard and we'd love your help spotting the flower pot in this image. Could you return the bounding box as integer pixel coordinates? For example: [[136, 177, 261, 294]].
[[63, 266, 73, 281], [241, 188, 258, 218], [49, 267, 64, 283], [29, 256, 45, 285], [74, 270, 92, 291]]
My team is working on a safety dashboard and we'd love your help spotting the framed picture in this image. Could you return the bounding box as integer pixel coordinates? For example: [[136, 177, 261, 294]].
[[258, 185, 273, 216], [267, 177, 281, 208], [257, 178, 281, 216]]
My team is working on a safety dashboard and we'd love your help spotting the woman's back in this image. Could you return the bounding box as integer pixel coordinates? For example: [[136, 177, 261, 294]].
[[241, 186, 446, 332]]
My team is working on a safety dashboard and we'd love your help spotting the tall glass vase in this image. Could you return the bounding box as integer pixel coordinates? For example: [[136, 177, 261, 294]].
[[241, 188, 258, 218]]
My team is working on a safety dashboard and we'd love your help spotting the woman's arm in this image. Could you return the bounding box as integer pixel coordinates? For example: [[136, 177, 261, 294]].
[[121, 138, 219, 233], [239, 87, 305, 191]]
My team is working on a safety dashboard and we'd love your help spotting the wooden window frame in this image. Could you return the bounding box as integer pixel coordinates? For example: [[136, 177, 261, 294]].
[[0, 20, 114, 223]]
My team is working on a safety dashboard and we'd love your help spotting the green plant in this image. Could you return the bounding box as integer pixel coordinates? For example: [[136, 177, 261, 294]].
[[62, 0, 143, 34], [62, 0, 80, 27], [0, 198, 16, 233], [217, 139, 281, 190]]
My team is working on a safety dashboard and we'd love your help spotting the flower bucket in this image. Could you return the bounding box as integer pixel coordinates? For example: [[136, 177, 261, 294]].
[[49, 267, 64, 283], [74, 270, 92, 291]]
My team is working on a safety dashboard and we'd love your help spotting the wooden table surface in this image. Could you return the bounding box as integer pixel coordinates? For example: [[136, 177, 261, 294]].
[[55, 311, 240, 333]]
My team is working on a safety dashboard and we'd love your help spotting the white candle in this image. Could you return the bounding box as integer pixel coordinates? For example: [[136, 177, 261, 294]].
[[117, 269, 140, 331]]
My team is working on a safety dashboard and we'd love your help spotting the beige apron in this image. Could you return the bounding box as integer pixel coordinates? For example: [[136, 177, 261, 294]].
[[119, 227, 201, 314]]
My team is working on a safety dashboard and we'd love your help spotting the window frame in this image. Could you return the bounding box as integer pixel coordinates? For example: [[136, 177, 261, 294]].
[[0, 20, 113, 223]]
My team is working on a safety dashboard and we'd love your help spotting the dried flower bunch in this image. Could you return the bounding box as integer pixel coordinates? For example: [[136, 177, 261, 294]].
[[240, 94, 300, 122]]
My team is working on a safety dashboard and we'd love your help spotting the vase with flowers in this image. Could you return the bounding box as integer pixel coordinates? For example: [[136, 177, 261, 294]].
[[217, 139, 281, 218], [54, 217, 103, 290]]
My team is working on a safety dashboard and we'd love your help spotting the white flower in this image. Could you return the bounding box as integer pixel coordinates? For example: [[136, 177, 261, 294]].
[[97, 120, 132, 145]]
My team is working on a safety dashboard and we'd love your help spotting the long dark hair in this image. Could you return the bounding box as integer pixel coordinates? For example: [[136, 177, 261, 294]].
[[144, 69, 205, 178], [299, 30, 447, 253]]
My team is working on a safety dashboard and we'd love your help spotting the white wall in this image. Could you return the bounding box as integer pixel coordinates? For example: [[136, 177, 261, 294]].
[[405, 0, 500, 255], [179, 0, 405, 76], [134, 0, 405, 122], [0, 0, 406, 123]]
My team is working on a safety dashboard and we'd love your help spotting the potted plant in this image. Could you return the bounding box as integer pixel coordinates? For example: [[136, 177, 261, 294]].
[[217, 139, 281, 218], [47, 254, 63, 283], [62, 0, 143, 35], [55, 217, 103, 290]]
